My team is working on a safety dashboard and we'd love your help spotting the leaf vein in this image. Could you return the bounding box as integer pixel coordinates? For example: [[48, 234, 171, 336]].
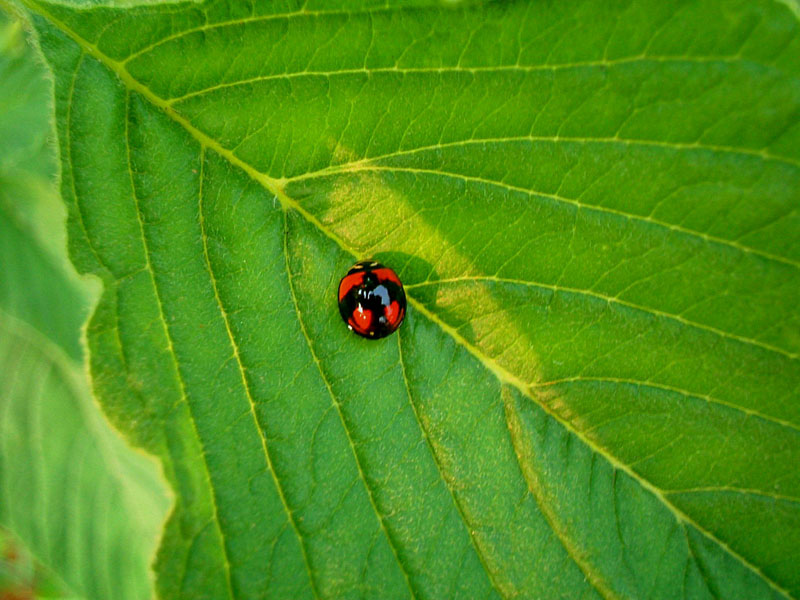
[[396, 331, 507, 599], [405, 275, 798, 361], [531, 375, 800, 434], [281, 209, 417, 600], [166, 55, 775, 106], [311, 164, 800, 275], [291, 135, 800, 188], [665, 487, 800, 505], [196, 146, 320, 599], [121, 6, 393, 65], [123, 91, 235, 600], [502, 387, 621, 600]]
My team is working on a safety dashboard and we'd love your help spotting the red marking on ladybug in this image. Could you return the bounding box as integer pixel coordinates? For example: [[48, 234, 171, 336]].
[[338, 260, 407, 339], [350, 306, 372, 334], [370, 267, 402, 287], [338, 271, 365, 301], [384, 300, 400, 326]]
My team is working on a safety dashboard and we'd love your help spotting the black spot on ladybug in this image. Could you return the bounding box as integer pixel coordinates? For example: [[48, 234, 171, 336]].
[[338, 260, 407, 339]]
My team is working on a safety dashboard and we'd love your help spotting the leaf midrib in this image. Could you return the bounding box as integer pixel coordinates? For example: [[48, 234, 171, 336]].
[[24, 3, 795, 598]]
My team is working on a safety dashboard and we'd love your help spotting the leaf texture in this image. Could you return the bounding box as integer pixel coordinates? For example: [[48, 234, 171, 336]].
[[17, 0, 800, 598]]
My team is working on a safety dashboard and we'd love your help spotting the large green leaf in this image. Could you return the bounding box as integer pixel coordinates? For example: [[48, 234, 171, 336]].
[[14, 0, 800, 597], [0, 12, 169, 600]]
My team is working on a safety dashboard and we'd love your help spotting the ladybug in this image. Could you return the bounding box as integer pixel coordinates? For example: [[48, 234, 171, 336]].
[[338, 260, 407, 339]]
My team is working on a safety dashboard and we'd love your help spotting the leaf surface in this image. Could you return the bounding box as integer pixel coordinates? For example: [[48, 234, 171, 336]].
[[17, 0, 800, 598]]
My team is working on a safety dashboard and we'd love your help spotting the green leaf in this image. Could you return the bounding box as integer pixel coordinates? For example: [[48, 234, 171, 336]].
[[0, 309, 169, 600], [0, 12, 169, 600], [17, 0, 800, 597]]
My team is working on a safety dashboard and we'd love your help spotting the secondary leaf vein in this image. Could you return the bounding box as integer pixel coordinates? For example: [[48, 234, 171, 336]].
[[123, 90, 235, 600], [165, 56, 763, 106], [281, 209, 418, 600], [404, 274, 798, 362], [196, 146, 320, 599], [502, 386, 621, 600], [396, 331, 508, 599], [301, 164, 800, 273]]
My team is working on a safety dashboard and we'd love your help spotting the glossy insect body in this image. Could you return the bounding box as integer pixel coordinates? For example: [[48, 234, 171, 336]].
[[338, 260, 406, 339]]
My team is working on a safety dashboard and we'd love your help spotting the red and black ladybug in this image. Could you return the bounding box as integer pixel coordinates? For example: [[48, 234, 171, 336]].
[[338, 260, 407, 339]]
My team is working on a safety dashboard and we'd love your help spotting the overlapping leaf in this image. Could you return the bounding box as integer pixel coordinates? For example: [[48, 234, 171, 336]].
[[15, 0, 800, 598], [0, 14, 169, 599]]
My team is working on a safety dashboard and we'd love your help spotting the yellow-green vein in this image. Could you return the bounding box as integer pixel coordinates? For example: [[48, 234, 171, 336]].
[[405, 276, 798, 361], [281, 208, 418, 600], [664, 487, 800, 504], [122, 90, 235, 599], [532, 376, 800, 434], [290, 133, 800, 192], [501, 387, 620, 600], [196, 145, 320, 600], [166, 55, 755, 106], [298, 164, 800, 274], [396, 329, 510, 599]]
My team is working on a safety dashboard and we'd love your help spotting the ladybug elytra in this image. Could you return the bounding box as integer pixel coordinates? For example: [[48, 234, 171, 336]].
[[338, 260, 406, 339]]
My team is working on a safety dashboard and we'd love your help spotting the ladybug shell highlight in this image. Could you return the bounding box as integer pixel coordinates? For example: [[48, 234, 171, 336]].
[[338, 260, 407, 339]]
